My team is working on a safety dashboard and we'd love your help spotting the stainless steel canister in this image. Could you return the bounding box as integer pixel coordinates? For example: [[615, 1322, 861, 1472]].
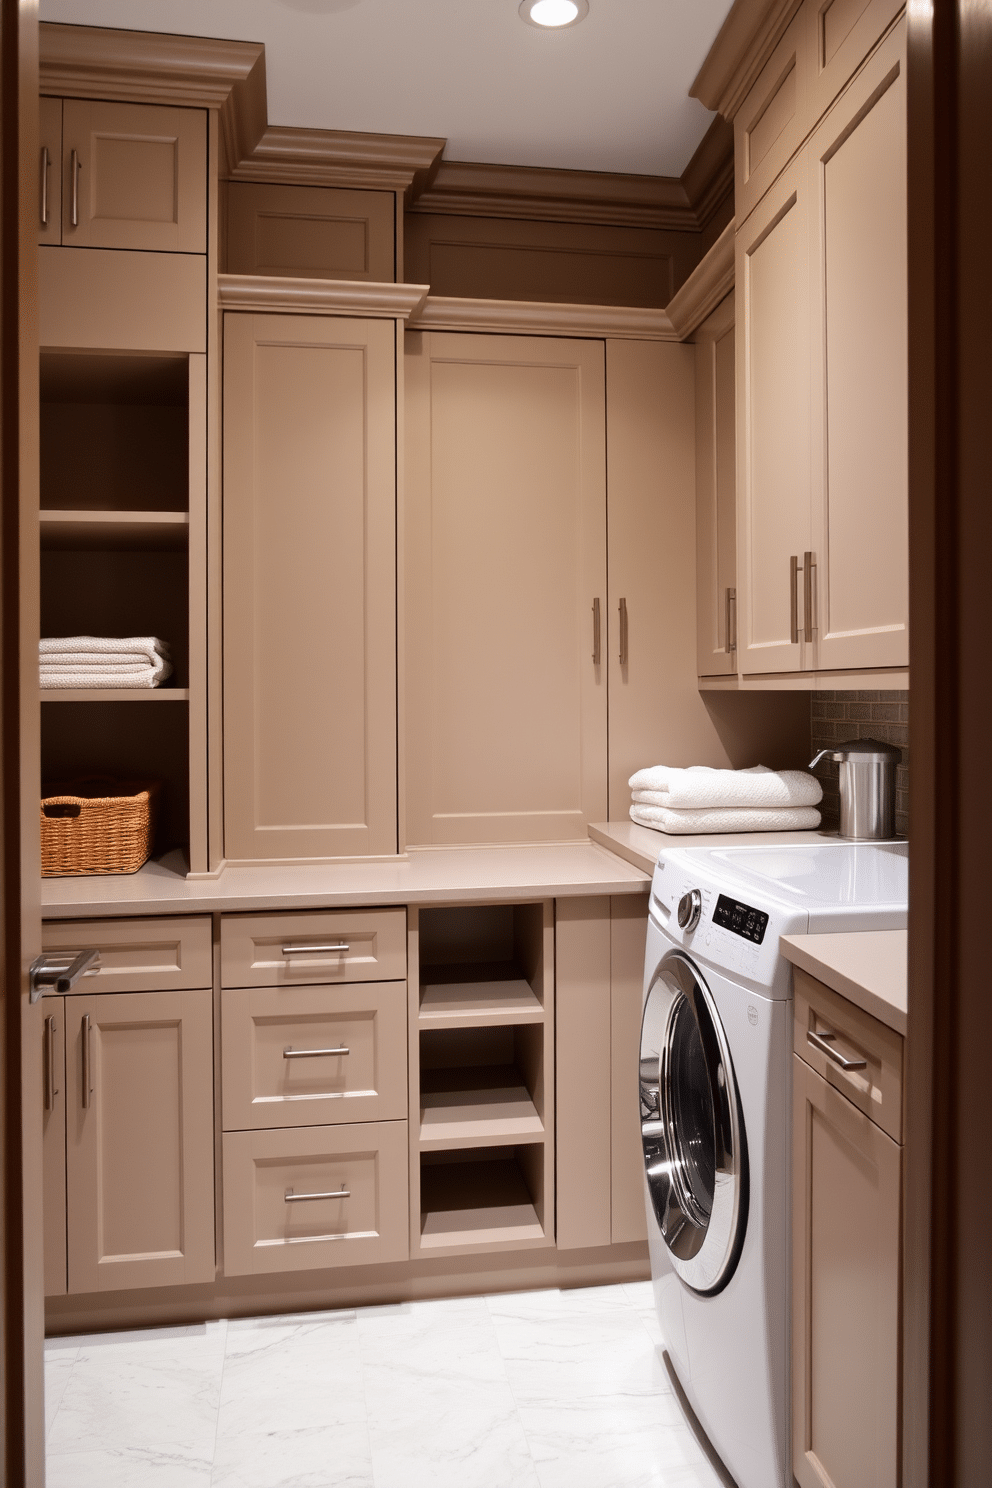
[[809, 737, 902, 840]]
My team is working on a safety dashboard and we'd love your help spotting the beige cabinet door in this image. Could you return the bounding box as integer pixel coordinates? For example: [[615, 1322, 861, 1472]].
[[42, 1001, 67, 1296], [734, 9, 810, 230], [39, 96, 62, 246], [65, 989, 215, 1293], [736, 155, 813, 675], [405, 331, 607, 845], [61, 100, 206, 253], [807, 19, 908, 671], [694, 294, 738, 677], [225, 182, 396, 283], [223, 313, 398, 862], [793, 1053, 900, 1488], [806, 0, 905, 127], [605, 338, 697, 809]]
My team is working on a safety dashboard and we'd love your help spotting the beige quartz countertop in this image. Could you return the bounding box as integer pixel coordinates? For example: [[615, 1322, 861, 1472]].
[[780, 930, 907, 1036], [41, 840, 650, 919], [588, 819, 839, 876]]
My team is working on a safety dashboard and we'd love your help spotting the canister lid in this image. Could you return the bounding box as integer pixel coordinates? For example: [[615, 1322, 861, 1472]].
[[828, 737, 903, 761]]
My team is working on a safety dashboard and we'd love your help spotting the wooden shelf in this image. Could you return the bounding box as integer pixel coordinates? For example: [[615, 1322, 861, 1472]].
[[41, 689, 189, 702], [419, 1155, 546, 1250], [419, 1065, 543, 1150], [40, 510, 190, 551], [419, 965, 543, 1029]]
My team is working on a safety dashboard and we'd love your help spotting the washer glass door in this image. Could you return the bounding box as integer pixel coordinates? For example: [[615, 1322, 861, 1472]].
[[640, 949, 748, 1293]]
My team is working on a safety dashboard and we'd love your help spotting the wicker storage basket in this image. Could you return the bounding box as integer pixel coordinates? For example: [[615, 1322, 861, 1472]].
[[41, 778, 161, 877]]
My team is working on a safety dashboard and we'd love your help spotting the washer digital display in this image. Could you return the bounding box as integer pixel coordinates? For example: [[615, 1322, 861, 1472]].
[[713, 894, 769, 945]]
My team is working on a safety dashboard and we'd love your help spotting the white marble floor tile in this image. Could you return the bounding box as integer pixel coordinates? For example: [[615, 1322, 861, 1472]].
[[46, 1321, 227, 1460], [217, 1313, 365, 1438], [366, 1386, 540, 1488], [44, 1352, 76, 1437], [485, 1285, 634, 1322], [45, 1443, 213, 1488], [210, 1423, 374, 1488], [495, 1305, 670, 1404], [519, 1394, 725, 1488]]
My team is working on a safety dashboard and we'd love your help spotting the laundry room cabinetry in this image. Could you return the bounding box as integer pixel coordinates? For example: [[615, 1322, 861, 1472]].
[[792, 967, 902, 1488], [693, 292, 737, 678], [40, 916, 215, 1297], [735, 14, 908, 679]]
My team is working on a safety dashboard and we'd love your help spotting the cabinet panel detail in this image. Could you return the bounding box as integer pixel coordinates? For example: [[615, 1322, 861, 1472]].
[[555, 897, 612, 1250], [793, 967, 903, 1142], [222, 981, 408, 1130], [694, 293, 738, 677], [225, 183, 395, 283], [43, 1003, 67, 1296], [222, 1120, 409, 1275], [808, 0, 904, 124], [42, 916, 212, 994], [39, 247, 207, 353], [735, 12, 808, 227], [610, 896, 649, 1245], [65, 989, 215, 1293], [223, 313, 398, 861], [221, 909, 407, 988]]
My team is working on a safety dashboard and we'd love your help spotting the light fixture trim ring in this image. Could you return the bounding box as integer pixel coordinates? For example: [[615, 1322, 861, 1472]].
[[518, 0, 590, 30]]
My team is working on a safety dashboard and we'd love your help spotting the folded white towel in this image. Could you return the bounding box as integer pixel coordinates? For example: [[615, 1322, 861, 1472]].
[[40, 636, 173, 689], [628, 764, 822, 811], [40, 666, 173, 690], [630, 803, 822, 834], [40, 636, 171, 664]]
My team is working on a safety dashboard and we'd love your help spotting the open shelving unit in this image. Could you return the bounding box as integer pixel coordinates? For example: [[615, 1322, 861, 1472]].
[[39, 349, 206, 872], [409, 903, 555, 1256]]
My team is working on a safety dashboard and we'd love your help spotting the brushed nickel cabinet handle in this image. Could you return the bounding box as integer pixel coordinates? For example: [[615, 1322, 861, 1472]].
[[283, 1046, 350, 1059], [44, 1016, 57, 1112], [81, 1012, 92, 1108], [618, 597, 629, 666], [790, 555, 800, 645], [70, 148, 80, 228], [281, 943, 350, 956], [804, 550, 816, 642], [40, 145, 50, 226], [725, 587, 737, 654], [284, 1188, 350, 1203], [807, 1027, 867, 1072], [592, 597, 601, 665]]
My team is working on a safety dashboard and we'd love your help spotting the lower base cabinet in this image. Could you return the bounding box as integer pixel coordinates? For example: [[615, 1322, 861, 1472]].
[[792, 973, 902, 1488], [44, 987, 215, 1295]]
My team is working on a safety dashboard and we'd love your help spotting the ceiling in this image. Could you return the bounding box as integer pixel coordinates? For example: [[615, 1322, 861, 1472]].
[[38, 0, 734, 178]]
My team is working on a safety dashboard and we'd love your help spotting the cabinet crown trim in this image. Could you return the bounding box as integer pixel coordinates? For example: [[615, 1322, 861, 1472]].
[[226, 125, 446, 201], [666, 220, 735, 340], [409, 295, 678, 341], [218, 275, 430, 320], [690, 0, 804, 120]]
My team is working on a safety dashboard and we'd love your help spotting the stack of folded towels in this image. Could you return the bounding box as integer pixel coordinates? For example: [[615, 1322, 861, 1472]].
[[40, 636, 173, 690], [629, 764, 822, 834]]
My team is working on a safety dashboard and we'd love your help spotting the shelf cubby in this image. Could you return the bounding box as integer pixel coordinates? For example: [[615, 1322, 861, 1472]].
[[40, 511, 189, 551], [419, 1146, 547, 1252], [419, 1025, 545, 1151]]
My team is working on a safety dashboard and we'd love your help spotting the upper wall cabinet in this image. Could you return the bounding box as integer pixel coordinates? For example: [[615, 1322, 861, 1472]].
[[223, 312, 398, 863], [404, 331, 608, 846], [694, 292, 737, 678], [224, 183, 396, 282], [39, 98, 206, 253]]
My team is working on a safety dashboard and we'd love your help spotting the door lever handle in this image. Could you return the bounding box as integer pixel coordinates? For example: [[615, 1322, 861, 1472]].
[[29, 948, 100, 1004]]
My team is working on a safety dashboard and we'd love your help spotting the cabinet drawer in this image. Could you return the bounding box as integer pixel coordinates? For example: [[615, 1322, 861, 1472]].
[[42, 916, 212, 994], [793, 967, 902, 1142], [222, 1121, 409, 1275], [221, 909, 406, 988], [222, 981, 408, 1131]]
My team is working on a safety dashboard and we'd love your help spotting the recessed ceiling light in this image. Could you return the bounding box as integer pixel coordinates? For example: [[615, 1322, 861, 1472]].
[[519, 0, 589, 30]]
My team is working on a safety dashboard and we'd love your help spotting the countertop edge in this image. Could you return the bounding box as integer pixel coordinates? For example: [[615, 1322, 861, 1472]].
[[780, 933, 907, 1037]]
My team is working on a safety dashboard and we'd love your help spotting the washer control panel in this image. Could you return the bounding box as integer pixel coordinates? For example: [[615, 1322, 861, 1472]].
[[712, 894, 769, 945]]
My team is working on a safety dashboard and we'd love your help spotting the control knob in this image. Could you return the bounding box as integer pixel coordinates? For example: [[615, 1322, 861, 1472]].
[[677, 888, 702, 932]]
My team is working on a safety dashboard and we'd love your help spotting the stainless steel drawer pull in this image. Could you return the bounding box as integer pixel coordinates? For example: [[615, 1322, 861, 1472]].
[[283, 1046, 350, 1060], [281, 943, 350, 956], [40, 145, 50, 226], [29, 947, 100, 1003], [790, 555, 800, 645], [284, 1188, 350, 1203], [70, 148, 80, 227], [803, 550, 816, 643], [591, 597, 601, 665], [807, 1027, 867, 1072], [44, 1016, 57, 1112], [726, 587, 737, 654], [81, 1012, 93, 1108], [618, 597, 628, 667]]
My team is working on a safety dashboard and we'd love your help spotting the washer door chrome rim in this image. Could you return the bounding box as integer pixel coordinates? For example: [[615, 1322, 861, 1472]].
[[639, 949, 748, 1294]]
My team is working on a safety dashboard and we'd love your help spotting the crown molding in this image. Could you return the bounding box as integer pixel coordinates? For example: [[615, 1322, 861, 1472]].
[[227, 125, 446, 201], [665, 220, 735, 340], [681, 116, 735, 231], [409, 294, 678, 341], [690, 0, 804, 120], [410, 160, 694, 230], [39, 23, 268, 174], [217, 274, 430, 320]]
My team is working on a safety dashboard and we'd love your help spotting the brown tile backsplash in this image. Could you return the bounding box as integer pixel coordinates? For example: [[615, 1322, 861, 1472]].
[[811, 690, 909, 837]]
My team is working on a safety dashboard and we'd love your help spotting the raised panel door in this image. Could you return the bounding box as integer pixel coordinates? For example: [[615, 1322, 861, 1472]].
[[404, 331, 607, 845], [42, 1001, 66, 1296], [793, 1053, 900, 1488], [65, 989, 215, 1293], [808, 20, 908, 670], [61, 100, 206, 253], [694, 293, 738, 677], [225, 182, 395, 282], [806, 0, 904, 125], [735, 10, 809, 228], [737, 156, 813, 675], [223, 313, 397, 862], [39, 96, 61, 245]]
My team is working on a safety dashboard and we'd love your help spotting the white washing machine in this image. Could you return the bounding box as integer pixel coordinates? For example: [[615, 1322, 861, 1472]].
[[639, 840, 908, 1488]]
